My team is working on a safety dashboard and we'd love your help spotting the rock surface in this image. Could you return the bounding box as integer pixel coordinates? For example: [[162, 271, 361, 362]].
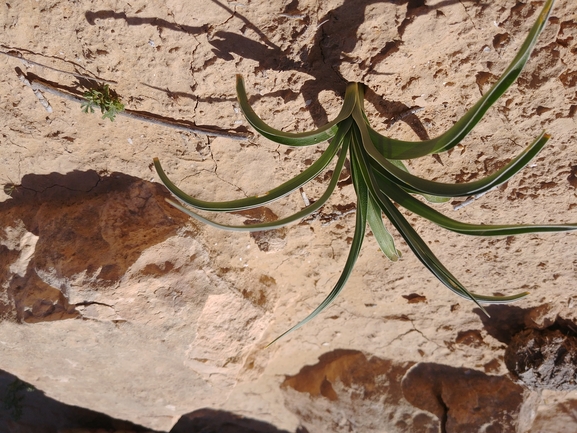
[[505, 326, 577, 391], [0, 170, 190, 323], [0, 369, 157, 433], [1, 0, 577, 431]]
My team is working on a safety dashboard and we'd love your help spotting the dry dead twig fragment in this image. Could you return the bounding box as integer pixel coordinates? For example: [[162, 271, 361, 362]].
[[16, 71, 53, 113], [17, 73, 251, 141]]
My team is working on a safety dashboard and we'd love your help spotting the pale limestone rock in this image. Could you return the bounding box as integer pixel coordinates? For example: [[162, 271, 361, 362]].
[[0, 0, 576, 431]]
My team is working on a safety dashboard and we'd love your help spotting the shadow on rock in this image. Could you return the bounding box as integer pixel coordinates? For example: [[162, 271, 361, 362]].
[[474, 304, 577, 391], [473, 304, 529, 345], [1, 368, 303, 433], [281, 349, 430, 432], [85, 0, 446, 137], [505, 320, 577, 391], [0, 369, 157, 432], [0, 171, 190, 324], [170, 408, 304, 433]]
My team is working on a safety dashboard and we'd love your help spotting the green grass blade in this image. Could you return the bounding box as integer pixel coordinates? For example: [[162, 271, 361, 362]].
[[368, 0, 555, 159], [352, 127, 527, 310], [267, 147, 367, 345], [165, 138, 351, 232], [373, 171, 577, 236], [237, 75, 357, 146], [154, 119, 352, 211], [388, 159, 450, 203], [371, 187, 528, 306], [365, 124, 550, 197], [367, 195, 401, 261]]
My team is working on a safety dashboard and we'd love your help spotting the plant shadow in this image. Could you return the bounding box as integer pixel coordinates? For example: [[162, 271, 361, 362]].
[[85, 0, 480, 139]]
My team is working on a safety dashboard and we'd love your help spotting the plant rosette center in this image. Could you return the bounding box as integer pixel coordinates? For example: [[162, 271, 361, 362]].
[[154, 0, 575, 344]]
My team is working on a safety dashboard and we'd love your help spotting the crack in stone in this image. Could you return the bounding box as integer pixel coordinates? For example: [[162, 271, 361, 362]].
[[189, 35, 202, 83], [208, 138, 249, 198], [9, 125, 40, 137], [390, 328, 418, 344], [74, 300, 115, 309], [1, 44, 111, 83], [272, 256, 292, 271], [74, 300, 125, 323], [458, 0, 478, 31], [207, 0, 238, 29], [437, 390, 449, 433], [21, 175, 103, 196], [410, 318, 444, 349], [3, 134, 29, 151], [5, 174, 104, 199]]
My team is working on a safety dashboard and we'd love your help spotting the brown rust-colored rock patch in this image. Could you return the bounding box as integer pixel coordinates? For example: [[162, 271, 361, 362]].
[[0, 171, 189, 323], [281, 350, 420, 432], [402, 363, 524, 433]]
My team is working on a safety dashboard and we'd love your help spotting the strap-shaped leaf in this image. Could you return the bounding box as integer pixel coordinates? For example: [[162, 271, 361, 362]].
[[351, 129, 479, 306], [237, 75, 357, 146], [371, 185, 528, 306], [165, 138, 351, 231], [367, 0, 555, 159], [154, 118, 352, 211], [367, 194, 401, 261], [388, 158, 450, 204], [358, 97, 550, 197], [351, 127, 527, 309], [268, 141, 368, 345], [373, 171, 577, 236]]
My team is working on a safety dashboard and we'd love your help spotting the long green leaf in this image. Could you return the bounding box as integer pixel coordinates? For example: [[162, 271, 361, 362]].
[[154, 119, 352, 211], [372, 185, 528, 305], [388, 158, 450, 204], [351, 127, 527, 309], [361, 100, 550, 197], [165, 138, 351, 231], [268, 144, 367, 345], [373, 171, 577, 236], [352, 83, 550, 198], [367, 0, 555, 159], [351, 128, 478, 305], [237, 75, 357, 146], [367, 195, 401, 261]]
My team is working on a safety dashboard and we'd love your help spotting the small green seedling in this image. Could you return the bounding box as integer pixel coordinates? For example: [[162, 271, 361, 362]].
[[81, 83, 124, 121], [155, 0, 574, 343], [3, 183, 16, 196], [3, 176, 19, 197]]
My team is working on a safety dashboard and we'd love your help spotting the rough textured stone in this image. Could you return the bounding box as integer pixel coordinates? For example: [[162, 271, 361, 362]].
[[1, 369, 298, 433], [0, 369, 157, 433], [402, 363, 525, 433], [281, 350, 432, 432], [0, 171, 189, 323], [170, 409, 296, 433], [0, 0, 576, 431], [505, 328, 577, 391], [281, 350, 525, 433], [529, 397, 577, 433]]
